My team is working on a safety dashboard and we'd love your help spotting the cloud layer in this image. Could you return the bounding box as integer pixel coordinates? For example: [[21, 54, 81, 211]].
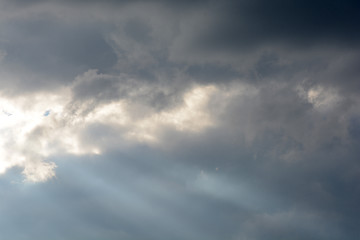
[[0, 0, 359, 239]]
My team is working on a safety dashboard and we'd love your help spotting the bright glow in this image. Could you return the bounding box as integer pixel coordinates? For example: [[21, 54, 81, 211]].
[[162, 85, 216, 131], [126, 85, 217, 142], [0, 91, 68, 181], [0, 79, 241, 182], [297, 85, 341, 111], [307, 87, 340, 110]]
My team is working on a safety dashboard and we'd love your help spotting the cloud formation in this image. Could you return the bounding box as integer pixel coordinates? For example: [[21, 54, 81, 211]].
[[0, 68, 250, 182], [0, 0, 360, 239]]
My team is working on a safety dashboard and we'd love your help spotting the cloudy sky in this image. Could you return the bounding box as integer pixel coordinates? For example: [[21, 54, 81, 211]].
[[0, 0, 359, 239]]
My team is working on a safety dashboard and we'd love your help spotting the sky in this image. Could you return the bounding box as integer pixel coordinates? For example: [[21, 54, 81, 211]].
[[0, 0, 359, 239]]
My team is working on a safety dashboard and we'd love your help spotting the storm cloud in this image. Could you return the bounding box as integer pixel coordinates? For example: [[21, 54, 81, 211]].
[[0, 0, 359, 239]]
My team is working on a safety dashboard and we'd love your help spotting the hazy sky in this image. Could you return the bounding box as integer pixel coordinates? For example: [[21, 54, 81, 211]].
[[0, 1, 360, 239]]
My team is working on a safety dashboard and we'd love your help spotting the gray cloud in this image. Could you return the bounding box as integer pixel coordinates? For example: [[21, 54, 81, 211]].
[[0, 0, 359, 239], [189, 0, 360, 51]]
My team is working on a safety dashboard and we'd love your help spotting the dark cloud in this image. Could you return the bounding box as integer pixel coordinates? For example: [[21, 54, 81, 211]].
[[124, 18, 153, 44], [3, 0, 207, 10], [0, 0, 359, 240], [192, 0, 360, 52], [0, 17, 116, 93]]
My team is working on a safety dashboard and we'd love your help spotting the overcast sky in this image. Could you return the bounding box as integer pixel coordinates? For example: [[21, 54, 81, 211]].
[[0, 0, 359, 239]]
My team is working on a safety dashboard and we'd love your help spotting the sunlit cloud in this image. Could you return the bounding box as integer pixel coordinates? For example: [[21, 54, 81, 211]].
[[127, 85, 218, 142], [0, 91, 68, 181], [0, 75, 241, 182], [297, 85, 341, 111]]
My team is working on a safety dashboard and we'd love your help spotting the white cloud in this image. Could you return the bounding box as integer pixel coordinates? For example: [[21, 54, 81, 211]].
[[297, 85, 341, 111], [0, 70, 245, 182]]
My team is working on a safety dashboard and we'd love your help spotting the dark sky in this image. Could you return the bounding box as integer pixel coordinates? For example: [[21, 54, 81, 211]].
[[0, 0, 359, 239]]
